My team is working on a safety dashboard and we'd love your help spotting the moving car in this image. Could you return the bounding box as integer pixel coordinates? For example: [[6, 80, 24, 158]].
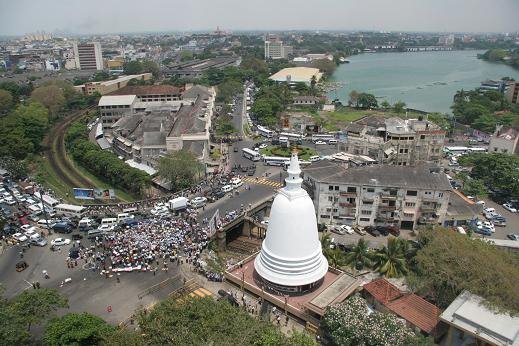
[[51, 238, 71, 246], [221, 185, 233, 193], [315, 140, 326, 145], [506, 233, 519, 241], [258, 143, 268, 149], [16, 261, 28, 272]]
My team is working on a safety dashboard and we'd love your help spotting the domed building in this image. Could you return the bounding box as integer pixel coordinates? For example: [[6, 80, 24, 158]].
[[254, 152, 328, 294]]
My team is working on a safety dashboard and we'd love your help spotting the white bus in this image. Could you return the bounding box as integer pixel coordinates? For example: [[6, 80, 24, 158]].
[[445, 146, 470, 155], [280, 132, 304, 141], [468, 147, 487, 153], [122, 207, 138, 213], [278, 136, 289, 144], [117, 213, 134, 223], [242, 148, 261, 161], [257, 125, 275, 138], [311, 133, 335, 142], [34, 192, 60, 208], [263, 156, 291, 166], [54, 203, 87, 218]]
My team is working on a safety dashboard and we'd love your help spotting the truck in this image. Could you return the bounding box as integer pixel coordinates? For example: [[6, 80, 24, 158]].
[[168, 197, 188, 211]]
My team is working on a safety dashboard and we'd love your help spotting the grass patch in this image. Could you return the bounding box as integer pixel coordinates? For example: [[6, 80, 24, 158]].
[[34, 157, 76, 203], [260, 145, 318, 161], [71, 160, 136, 203], [210, 148, 222, 160]]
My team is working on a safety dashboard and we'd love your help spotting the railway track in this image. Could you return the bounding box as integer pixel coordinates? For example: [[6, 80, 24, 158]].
[[43, 106, 96, 191]]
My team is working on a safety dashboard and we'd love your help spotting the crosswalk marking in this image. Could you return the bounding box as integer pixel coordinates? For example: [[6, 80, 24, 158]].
[[241, 177, 284, 189]]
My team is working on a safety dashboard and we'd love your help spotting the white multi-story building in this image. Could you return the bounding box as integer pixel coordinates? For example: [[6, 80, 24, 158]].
[[264, 35, 292, 60], [303, 161, 452, 230], [73, 42, 103, 70]]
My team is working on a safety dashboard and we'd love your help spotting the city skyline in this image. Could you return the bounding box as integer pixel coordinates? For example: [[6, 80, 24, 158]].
[[1, 0, 519, 36]]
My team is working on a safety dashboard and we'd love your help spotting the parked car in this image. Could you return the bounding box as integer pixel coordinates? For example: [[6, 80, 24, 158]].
[[190, 197, 207, 208], [503, 203, 517, 213], [30, 237, 48, 246], [387, 225, 400, 236], [354, 225, 366, 236], [375, 226, 389, 236], [365, 226, 381, 237], [221, 185, 233, 193], [12, 232, 28, 242], [474, 227, 492, 236], [52, 222, 73, 234], [50, 238, 71, 246]]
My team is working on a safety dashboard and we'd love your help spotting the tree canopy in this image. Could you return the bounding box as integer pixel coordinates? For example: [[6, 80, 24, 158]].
[[43, 312, 114, 346], [30, 85, 66, 118], [158, 150, 204, 191], [409, 227, 519, 313], [0, 89, 13, 115]]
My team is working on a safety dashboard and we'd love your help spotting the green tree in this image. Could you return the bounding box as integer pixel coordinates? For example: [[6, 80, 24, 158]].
[[393, 100, 407, 114], [0, 290, 30, 345], [410, 227, 519, 312], [380, 100, 391, 110], [373, 237, 408, 278], [345, 238, 372, 270], [348, 90, 359, 107], [30, 85, 66, 117], [158, 150, 204, 191], [311, 58, 336, 76], [9, 288, 68, 331], [123, 61, 143, 75], [0, 89, 13, 114], [357, 93, 378, 109], [180, 51, 194, 62], [43, 312, 114, 346], [427, 112, 452, 132], [12, 101, 49, 151], [141, 60, 160, 78]]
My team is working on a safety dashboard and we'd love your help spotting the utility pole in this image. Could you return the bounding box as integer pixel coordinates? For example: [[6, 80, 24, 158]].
[[38, 191, 51, 235]]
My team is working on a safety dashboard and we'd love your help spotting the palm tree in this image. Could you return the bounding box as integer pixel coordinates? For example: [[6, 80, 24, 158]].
[[345, 238, 372, 270], [320, 233, 333, 259], [373, 237, 408, 278], [327, 248, 347, 269]]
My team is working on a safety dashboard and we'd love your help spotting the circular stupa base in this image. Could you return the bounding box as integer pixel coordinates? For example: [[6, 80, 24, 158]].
[[253, 269, 324, 296]]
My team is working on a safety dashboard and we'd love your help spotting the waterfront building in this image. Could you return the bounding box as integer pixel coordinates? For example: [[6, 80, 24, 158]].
[[343, 116, 445, 166], [255, 152, 328, 293], [73, 42, 103, 71], [269, 67, 323, 86], [302, 161, 451, 230]]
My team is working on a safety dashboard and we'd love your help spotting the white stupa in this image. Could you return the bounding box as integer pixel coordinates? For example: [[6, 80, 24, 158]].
[[254, 151, 328, 293]]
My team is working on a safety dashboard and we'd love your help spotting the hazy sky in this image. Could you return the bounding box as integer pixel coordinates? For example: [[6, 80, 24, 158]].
[[1, 0, 518, 35]]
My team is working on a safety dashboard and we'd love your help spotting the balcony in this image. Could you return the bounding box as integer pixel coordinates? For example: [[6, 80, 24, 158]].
[[339, 202, 355, 208], [420, 203, 439, 212], [340, 191, 357, 197], [380, 193, 397, 200], [378, 204, 397, 211]]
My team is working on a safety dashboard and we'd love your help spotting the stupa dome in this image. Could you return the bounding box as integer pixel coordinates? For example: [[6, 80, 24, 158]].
[[254, 152, 328, 291]]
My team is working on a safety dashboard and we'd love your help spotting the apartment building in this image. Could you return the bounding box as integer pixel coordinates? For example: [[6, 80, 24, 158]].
[[303, 161, 451, 230], [73, 42, 103, 70], [343, 116, 445, 165], [505, 82, 519, 104]]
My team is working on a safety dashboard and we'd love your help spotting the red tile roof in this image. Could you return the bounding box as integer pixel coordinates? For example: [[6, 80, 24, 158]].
[[386, 293, 440, 334], [362, 278, 402, 304]]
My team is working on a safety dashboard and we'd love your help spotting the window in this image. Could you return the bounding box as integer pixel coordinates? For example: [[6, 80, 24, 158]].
[[421, 135, 425, 139], [321, 215, 330, 219], [360, 218, 370, 222], [367, 188, 375, 193], [405, 202, 416, 207], [363, 201, 373, 205], [328, 196, 333, 202], [347, 187, 357, 193], [329, 185, 334, 191], [335, 186, 339, 191], [361, 210, 372, 215], [438, 192, 444, 198], [333, 208, 338, 212], [424, 191, 432, 195], [406, 190, 418, 196]]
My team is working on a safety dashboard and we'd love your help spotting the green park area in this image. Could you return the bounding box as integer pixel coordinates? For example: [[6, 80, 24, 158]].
[[260, 145, 318, 161]]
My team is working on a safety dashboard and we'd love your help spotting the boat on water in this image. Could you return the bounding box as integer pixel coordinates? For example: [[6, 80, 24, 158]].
[[338, 57, 350, 64]]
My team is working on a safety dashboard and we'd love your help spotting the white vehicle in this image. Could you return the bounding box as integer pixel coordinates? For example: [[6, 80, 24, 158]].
[[328, 139, 338, 144], [263, 156, 290, 167], [312, 134, 335, 142], [54, 203, 87, 218], [279, 132, 304, 141], [150, 206, 168, 215], [242, 148, 261, 161], [122, 207, 138, 213], [79, 218, 95, 229], [475, 200, 486, 206], [309, 155, 320, 162], [100, 218, 118, 226], [278, 136, 289, 144], [340, 225, 355, 234], [23, 228, 38, 237], [97, 224, 115, 233], [315, 140, 327, 145], [258, 143, 268, 149], [4, 197, 16, 206], [168, 197, 188, 211], [231, 178, 243, 189], [221, 185, 233, 193], [51, 238, 71, 246], [117, 213, 134, 223], [12, 233, 28, 242], [256, 125, 275, 138], [503, 203, 517, 213], [190, 197, 207, 208]]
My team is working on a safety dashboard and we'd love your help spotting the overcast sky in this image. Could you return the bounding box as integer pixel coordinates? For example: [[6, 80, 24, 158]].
[[1, 0, 518, 36]]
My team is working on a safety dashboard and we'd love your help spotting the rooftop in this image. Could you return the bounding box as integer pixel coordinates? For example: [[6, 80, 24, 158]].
[[109, 85, 182, 96], [440, 290, 519, 346], [386, 293, 440, 334], [303, 161, 452, 191], [269, 67, 323, 84], [362, 278, 402, 304], [98, 95, 136, 106]]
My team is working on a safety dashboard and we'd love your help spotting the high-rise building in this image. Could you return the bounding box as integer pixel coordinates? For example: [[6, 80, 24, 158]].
[[264, 34, 292, 60], [73, 42, 103, 70]]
